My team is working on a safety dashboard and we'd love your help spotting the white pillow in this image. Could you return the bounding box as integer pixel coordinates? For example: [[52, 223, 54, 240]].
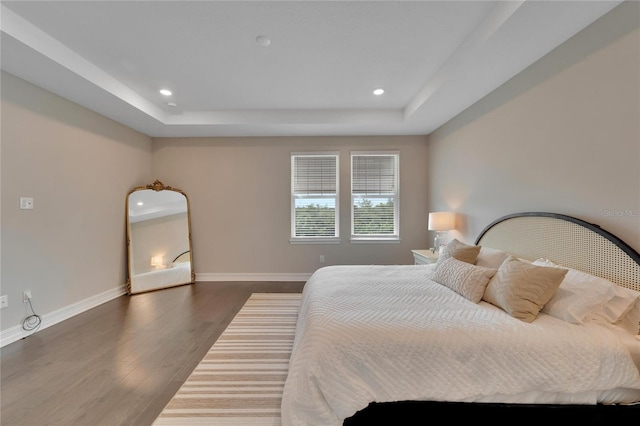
[[476, 247, 510, 270], [534, 258, 640, 333], [612, 296, 640, 335], [433, 257, 497, 303], [586, 285, 640, 335], [533, 259, 617, 324]]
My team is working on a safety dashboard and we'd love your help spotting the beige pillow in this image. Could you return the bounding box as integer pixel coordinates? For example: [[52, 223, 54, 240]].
[[436, 239, 481, 269], [433, 257, 497, 303], [483, 256, 568, 323]]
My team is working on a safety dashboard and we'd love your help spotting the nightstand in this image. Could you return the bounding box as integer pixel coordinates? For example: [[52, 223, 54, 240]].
[[412, 249, 439, 265]]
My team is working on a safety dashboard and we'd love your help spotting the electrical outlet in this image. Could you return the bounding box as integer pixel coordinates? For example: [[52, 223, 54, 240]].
[[320, 255, 325, 263], [1, 295, 8, 309], [23, 290, 32, 303]]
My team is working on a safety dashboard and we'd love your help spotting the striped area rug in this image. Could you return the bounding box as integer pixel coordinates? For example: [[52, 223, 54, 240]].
[[153, 293, 302, 425]]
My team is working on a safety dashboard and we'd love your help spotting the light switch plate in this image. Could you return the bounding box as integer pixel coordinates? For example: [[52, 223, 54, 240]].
[[20, 197, 34, 210], [1, 295, 8, 309]]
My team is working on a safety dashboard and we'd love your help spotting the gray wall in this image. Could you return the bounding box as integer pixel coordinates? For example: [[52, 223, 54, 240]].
[[1, 72, 152, 334], [152, 136, 430, 278], [427, 2, 640, 254]]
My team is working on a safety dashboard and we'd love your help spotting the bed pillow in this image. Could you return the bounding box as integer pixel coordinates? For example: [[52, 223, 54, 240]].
[[533, 258, 617, 324], [476, 247, 510, 270], [586, 285, 640, 335], [433, 257, 498, 303], [588, 284, 639, 322], [533, 258, 639, 333], [610, 296, 640, 335], [435, 239, 481, 270], [483, 256, 568, 323]]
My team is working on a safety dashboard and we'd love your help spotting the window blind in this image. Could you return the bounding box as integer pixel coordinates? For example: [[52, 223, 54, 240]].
[[291, 154, 339, 240], [292, 156, 337, 195], [351, 153, 399, 239], [352, 155, 397, 195]]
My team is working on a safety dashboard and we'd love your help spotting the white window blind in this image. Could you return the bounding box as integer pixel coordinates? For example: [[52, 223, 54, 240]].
[[291, 153, 339, 241], [351, 152, 399, 240]]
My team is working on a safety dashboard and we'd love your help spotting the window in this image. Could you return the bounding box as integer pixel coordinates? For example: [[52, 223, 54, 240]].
[[351, 152, 399, 241], [291, 153, 339, 243]]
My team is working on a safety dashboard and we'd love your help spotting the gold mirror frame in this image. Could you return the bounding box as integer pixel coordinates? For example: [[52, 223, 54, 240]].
[[126, 180, 195, 294]]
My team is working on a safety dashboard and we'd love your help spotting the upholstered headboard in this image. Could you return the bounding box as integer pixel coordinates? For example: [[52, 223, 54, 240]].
[[475, 212, 640, 292]]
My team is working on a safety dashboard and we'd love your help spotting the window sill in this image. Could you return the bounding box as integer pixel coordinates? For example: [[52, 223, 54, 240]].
[[350, 237, 400, 244], [290, 238, 342, 245]]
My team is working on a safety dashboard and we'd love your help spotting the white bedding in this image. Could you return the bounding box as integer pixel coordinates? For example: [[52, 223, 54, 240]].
[[130, 261, 191, 292], [281, 265, 640, 426]]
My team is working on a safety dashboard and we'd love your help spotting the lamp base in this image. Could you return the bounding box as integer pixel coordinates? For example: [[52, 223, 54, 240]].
[[433, 232, 446, 253]]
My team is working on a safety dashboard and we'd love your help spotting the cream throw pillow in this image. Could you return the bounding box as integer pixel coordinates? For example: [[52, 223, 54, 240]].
[[483, 256, 568, 323], [434, 257, 497, 303], [436, 239, 481, 269]]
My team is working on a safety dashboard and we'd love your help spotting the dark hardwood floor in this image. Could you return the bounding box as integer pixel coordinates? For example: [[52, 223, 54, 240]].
[[0, 282, 305, 426]]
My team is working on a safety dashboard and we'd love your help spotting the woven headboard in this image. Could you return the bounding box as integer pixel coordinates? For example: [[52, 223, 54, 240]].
[[475, 212, 640, 292]]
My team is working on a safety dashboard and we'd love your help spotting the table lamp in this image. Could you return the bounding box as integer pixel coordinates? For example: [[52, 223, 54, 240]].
[[428, 212, 456, 253], [151, 256, 164, 269]]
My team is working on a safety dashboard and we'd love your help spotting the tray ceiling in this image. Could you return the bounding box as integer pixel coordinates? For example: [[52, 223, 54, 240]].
[[0, 1, 622, 137]]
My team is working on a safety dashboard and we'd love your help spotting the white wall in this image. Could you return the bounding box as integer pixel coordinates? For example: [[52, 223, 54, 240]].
[[151, 136, 430, 279], [427, 2, 640, 254], [0, 72, 152, 340]]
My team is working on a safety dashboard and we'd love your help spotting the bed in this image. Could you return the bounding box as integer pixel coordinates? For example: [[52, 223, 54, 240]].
[[281, 212, 640, 425], [128, 251, 193, 293]]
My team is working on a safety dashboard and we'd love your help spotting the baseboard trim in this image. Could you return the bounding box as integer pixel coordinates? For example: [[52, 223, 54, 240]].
[[0, 285, 127, 348], [196, 272, 312, 282]]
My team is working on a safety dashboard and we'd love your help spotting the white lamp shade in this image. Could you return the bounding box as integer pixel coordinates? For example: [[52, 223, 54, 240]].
[[151, 256, 164, 267], [428, 212, 456, 231]]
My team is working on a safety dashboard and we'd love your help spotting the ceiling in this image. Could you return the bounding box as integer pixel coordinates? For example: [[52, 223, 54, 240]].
[[128, 188, 188, 223], [0, 0, 622, 138]]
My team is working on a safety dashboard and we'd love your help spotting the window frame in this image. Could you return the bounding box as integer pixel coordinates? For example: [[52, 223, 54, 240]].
[[290, 152, 341, 244], [350, 151, 400, 242]]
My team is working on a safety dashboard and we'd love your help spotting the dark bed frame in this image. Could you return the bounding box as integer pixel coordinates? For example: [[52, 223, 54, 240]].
[[344, 212, 640, 424], [172, 250, 190, 263], [345, 399, 639, 424]]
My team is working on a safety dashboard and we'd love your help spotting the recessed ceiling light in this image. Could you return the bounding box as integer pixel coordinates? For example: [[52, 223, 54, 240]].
[[160, 89, 172, 96], [256, 35, 271, 47], [373, 88, 385, 95], [137, 201, 144, 206], [167, 102, 177, 107]]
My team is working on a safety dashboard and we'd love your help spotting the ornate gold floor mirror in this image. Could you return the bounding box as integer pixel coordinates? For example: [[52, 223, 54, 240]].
[[126, 180, 195, 294]]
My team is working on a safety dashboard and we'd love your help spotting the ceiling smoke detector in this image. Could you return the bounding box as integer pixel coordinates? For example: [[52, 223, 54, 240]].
[[256, 35, 271, 47]]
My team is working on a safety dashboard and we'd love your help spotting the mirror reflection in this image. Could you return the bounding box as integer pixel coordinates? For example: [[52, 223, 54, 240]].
[[126, 180, 194, 294]]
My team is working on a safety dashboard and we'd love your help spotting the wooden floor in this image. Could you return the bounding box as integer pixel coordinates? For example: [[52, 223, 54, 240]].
[[0, 281, 305, 426]]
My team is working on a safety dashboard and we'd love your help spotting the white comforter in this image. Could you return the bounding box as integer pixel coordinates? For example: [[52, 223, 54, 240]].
[[281, 265, 640, 426], [131, 261, 191, 292]]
